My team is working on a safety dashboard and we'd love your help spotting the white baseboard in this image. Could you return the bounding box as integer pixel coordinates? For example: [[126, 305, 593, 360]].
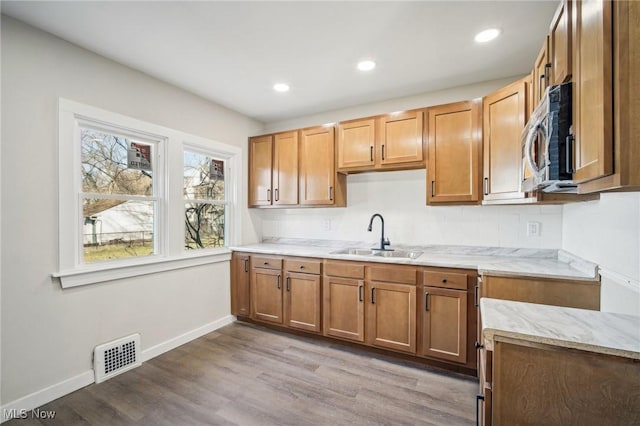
[[1, 371, 94, 423], [1, 315, 236, 423], [141, 315, 235, 361]]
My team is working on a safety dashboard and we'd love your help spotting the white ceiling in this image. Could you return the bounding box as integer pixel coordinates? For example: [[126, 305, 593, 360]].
[[1, 1, 559, 123]]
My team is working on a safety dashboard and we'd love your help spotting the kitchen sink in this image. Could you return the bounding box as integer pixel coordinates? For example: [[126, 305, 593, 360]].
[[329, 248, 423, 260]]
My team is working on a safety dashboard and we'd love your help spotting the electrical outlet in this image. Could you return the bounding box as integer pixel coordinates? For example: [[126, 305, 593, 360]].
[[527, 221, 541, 237], [322, 219, 332, 231]]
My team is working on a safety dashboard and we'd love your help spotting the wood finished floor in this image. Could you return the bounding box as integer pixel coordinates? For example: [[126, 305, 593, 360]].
[[7, 322, 477, 426]]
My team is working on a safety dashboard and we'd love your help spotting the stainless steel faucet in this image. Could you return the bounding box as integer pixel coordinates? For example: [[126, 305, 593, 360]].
[[367, 213, 392, 251]]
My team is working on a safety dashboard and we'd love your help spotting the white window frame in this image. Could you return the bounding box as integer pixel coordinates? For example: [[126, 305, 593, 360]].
[[55, 99, 241, 288]]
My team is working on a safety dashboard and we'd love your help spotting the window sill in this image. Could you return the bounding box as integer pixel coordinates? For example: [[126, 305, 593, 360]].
[[53, 249, 232, 288]]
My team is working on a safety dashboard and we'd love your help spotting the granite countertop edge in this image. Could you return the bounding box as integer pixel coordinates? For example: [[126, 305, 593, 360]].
[[480, 298, 640, 360], [229, 239, 599, 281]]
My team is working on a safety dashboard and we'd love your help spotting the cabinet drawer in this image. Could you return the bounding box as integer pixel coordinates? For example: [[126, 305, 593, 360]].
[[324, 261, 365, 279], [284, 258, 321, 275], [370, 265, 417, 285], [251, 256, 282, 270], [423, 270, 467, 290]]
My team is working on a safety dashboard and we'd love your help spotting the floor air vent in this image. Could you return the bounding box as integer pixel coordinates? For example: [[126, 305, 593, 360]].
[[93, 333, 141, 383]]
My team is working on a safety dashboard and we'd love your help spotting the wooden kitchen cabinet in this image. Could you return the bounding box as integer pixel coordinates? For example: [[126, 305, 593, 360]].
[[284, 259, 322, 333], [272, 131, 299, 205], [480, 274, 600, 310], [426, 100, 482, 204], [366, 264, 418, 354], [323, 261, 365, 342], [366, 281, 417, 354], [481, 336, 640, 425], [572, 0, 613, 185], [420, 287, 468, 364], [248, 131, 298, 207], [299, 126, 346, 206], [337, 110, 425, 173], [482, 78, 528, 203], [337, 118, 376, 170], [250, 256, 283, 324], [532, 37, 550, 107], [377, 110, 424, 167], [577, 0, 640, 193], [230, 252, 250, 317], [548, 0, 572, 85], [248, 135, 273, 207]]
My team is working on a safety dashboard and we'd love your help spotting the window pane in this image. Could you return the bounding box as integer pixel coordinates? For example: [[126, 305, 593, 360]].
[[81, 128, 153, 196], [83, 199, 155, 262], [185, 203, 225, 249], [184, 151, 225, 200]]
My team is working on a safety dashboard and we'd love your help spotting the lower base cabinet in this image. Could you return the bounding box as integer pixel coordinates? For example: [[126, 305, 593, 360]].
[[251, 267, 283, 324], [285, 271, 321, 333], [478, 336, 640, 425], [322, 275, 365, 342], [420, 286, 468, 363], [230, 252, 250, 317]]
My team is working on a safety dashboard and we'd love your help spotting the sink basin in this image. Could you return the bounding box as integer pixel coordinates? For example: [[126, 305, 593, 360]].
[[329, 248, 423, 260]]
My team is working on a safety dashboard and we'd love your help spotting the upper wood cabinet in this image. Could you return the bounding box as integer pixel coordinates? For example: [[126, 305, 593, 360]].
[[482, 78, 529, 203], [248, 132, 297, 207], [548, 0, 572, 85], [299, 126, 346, 206], [426, 100, 482, 205], [248, 135, 273, 207], [532, 37, 551, 107], [272, 131, 299, 206], [572, 0, 613, 185], [576, 0, 640, 193], [377, 110, 424, 166], [337, 118, 376, 169], [337, 110, 425, 173]]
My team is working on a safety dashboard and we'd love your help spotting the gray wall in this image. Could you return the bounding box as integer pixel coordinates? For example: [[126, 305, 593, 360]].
[[1, 16, 263, 405]]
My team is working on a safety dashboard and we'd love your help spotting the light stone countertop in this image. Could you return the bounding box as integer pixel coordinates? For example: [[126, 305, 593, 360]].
[[480, 298, 640, 359], [230, 238, 599, 281]]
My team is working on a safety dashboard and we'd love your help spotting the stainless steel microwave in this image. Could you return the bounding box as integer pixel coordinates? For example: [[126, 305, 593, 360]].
[[521, 82, 575, 193]]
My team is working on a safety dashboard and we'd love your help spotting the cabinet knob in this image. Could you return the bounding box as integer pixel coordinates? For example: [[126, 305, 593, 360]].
[[442, 278, 447, 284], [299, 265, 305, 269], [263, 261, 268, 265]]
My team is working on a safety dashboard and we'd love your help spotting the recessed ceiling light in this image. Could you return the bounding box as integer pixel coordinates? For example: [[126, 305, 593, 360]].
[[273, 83, 290, 92], [474, 28, 501, 43], [357, 60, 376, 72]]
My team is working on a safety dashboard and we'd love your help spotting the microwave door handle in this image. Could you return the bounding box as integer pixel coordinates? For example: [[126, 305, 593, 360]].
[[524, 124, 541, 177]]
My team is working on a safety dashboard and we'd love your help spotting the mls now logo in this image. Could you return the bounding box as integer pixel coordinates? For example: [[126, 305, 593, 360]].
[[3, 408, 56, 420]]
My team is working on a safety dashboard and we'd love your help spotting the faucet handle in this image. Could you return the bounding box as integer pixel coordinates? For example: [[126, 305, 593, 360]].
[[383, 237, 391, 247]]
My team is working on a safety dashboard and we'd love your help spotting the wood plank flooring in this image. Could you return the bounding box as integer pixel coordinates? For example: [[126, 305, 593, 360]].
[[6, 322, 477, 425]]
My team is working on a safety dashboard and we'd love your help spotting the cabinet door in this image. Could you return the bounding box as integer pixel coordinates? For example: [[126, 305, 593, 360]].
[[322, 276, 365, 342], [272, 131, 299, 205], [285, 272, 321, 333], [482, 79, 528, 201], [572, 0, 613, 184], [427, 100, 482, 204], [337, 119, 375, 170], [420, 286, 468, 364], [248, 135, 273, 206], [532, 37, 550, 107], [251, 268, 283, 324], [378, 111, 424, 165], [366, 281, 416, 354], [300, 126, 335, 205], [231, 253, 250, 317], [549, 0, 572, 85]]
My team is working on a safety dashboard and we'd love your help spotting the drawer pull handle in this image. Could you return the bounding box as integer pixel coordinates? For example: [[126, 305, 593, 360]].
[[476, 394, 485, 426]]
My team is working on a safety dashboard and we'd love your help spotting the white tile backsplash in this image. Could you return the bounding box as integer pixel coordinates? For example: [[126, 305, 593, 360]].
[[259, 170, 563, 249]]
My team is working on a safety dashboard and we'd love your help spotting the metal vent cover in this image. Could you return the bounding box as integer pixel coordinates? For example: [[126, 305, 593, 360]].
[[93, 333, 141, 383]]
